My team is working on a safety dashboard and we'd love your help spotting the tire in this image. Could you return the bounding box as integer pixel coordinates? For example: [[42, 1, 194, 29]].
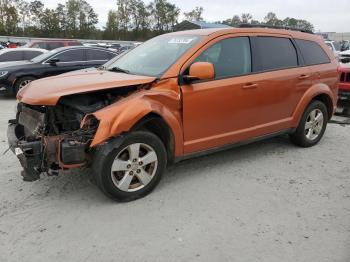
[[93, 131, 167, 202], [290, 100, 328, 147], [14, 76, 36, 94]]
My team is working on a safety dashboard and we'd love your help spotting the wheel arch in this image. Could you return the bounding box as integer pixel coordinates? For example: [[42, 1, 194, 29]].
[[312, 93, 333, 120], [131, 112, 176, 164], [292, 83, 336, 126]]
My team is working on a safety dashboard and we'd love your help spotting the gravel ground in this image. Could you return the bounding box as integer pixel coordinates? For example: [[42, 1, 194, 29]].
[[0, 96, 349, 262]]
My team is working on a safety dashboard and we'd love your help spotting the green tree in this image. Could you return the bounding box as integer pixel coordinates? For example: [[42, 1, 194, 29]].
[[130, 0, 149, 32], [56, 3, 68, 37], [39, 8, 60, 37], [148, 0, 180, 33], [221, 15, 241, 27], [240, 13, 252, 24], [65, 0, 98, 38], [30, 1, 44, 23], [264, 12, 282, 26], [103, 10, 118, 39], [183, 6, 204, 21], [0, 0, 19, 35], [116, 0, 131, 39]]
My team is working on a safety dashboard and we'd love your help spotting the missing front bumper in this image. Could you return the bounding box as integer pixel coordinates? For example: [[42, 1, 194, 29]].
[[7, 123, 43, 181], [7, 121, 91, 181]]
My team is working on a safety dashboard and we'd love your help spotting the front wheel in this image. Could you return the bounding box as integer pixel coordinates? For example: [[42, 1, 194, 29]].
[[290, 100, 328, 147], [93, 131, 167, 202]]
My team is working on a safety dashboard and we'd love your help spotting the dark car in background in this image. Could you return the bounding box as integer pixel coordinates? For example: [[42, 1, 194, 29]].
[[0, 46, 117, 95], [23, 40, 82, 50], [0, 48, 47, 65]]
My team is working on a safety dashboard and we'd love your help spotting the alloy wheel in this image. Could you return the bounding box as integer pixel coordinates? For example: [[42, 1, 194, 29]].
[[111, 143, 158, 192], [304, 109, 324, 141], [19, 80, 32, 89]]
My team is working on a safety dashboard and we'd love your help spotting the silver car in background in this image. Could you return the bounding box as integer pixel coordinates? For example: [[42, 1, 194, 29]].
[[0, 48, 47, 66]]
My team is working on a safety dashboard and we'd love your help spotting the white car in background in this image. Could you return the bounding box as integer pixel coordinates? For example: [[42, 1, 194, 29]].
[[325, 40, 341, 60], [0, 48, 47, 66], [339, 49, 350, 63]]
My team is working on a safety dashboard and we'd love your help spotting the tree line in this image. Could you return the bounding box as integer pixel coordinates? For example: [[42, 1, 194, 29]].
[[220, 12, 314, 32], [0, 0, 98, 38], [0, 0, 315, 41]]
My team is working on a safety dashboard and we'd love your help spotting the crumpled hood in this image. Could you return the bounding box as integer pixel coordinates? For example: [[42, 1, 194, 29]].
[[17, 68, 156, 105]]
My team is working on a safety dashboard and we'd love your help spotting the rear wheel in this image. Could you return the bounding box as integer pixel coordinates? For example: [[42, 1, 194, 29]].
[[290, 100, 328, 147], [94, 131, 167, 202], [14, 76, 36, 94]]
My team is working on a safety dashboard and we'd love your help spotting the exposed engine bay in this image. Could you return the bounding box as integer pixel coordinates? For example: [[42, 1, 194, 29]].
[[8, 85, 142, 181]]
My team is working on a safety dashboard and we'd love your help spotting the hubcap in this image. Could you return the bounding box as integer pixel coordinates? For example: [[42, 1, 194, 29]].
[[304, 109, 324, 141], [19, 80, 32, 89], [111, 143, 158, 192]]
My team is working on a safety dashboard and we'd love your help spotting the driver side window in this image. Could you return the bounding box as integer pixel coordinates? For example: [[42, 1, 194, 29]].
[[195, 37, 251, 79]]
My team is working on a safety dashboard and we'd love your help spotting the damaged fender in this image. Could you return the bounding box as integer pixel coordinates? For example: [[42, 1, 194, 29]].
[[90, 87, 184, 157]]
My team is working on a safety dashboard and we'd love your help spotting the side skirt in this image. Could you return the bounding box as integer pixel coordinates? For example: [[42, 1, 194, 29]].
[[174, 128, 295, 163]]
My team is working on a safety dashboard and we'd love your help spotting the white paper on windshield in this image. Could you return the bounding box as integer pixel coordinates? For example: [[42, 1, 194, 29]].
[[168, 38, 195, 44]]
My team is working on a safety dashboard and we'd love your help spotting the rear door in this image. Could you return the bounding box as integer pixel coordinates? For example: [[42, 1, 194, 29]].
[[249, 35, 312, 131], [86, 49, 116, 67], [295, 39, 337, 91]]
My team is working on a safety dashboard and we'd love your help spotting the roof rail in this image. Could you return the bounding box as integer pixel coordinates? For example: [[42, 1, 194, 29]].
[[238, 23, 314, 34]]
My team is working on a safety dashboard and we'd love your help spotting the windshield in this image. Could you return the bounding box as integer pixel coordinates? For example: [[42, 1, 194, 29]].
[[30, 49, 58, 63], [106, 34, 201, 77]]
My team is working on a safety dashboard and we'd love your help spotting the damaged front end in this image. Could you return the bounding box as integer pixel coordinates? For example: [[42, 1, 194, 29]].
[[7, 86, 138, 181]]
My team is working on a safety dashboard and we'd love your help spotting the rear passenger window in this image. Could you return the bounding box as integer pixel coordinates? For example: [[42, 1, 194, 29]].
[[0, 51, 24, 62], [295, 39, 331, 65], [86, 49, 113, 61], [255, 37, 298, 71], [195, 37, 251, 78], [53, 49, 85, 62]]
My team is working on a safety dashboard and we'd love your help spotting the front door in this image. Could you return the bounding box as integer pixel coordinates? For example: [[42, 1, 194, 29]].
[[43, 49, 87, 78], [181, 36, 262, 154]]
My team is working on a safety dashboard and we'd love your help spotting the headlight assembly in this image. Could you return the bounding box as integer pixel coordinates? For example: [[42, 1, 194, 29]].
[[0, 71, 8, 78]]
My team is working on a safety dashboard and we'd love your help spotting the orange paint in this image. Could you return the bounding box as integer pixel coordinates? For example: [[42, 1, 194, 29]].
[[17, 28, 338, 160]]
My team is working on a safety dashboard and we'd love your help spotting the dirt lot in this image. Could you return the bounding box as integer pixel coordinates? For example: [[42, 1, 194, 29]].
[[0, 96, 349, 262]]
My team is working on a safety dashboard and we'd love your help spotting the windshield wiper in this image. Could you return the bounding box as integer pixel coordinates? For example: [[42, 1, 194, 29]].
[[109, 66, 130, 74]]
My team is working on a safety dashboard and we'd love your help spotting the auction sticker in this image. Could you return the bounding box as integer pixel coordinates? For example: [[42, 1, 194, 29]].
[[168, 38, 195, 44]]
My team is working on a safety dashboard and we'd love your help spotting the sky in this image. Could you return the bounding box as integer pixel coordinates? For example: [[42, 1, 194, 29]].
[[44, 0, 350, 32]]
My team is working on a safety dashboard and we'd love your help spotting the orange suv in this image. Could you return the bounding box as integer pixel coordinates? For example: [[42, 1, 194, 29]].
[[8, 27, 338, 201]]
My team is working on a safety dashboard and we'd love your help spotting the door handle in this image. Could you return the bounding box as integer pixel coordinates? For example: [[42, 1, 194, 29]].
[[298, 74, 310, 80], [242, 83, 258, 89]]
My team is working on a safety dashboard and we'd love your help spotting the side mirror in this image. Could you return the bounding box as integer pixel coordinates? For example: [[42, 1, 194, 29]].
[[183, 62, 215, 82], [48, 58, 60, 65]]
